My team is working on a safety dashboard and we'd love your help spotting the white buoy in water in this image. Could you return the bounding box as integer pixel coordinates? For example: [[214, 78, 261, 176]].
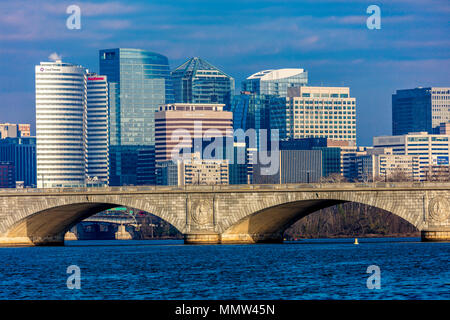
[[354, 238, 359, 245]]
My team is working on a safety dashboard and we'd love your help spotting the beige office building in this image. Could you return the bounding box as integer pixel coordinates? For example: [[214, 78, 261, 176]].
[[373, 132, 450, 181], [356, 148, 420, 182], [284, 86, 356, 144], [155, 103, 233, 162], [158, 153, 229, 186]]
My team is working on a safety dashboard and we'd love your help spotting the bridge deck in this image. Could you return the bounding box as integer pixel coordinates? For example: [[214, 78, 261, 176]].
[[1, 182, 450, 197]]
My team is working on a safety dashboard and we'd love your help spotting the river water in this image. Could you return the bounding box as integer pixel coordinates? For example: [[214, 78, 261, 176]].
[[0, 238, 448, 300]]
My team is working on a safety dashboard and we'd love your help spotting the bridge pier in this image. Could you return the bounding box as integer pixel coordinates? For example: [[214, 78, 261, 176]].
[[115, 225, 132, 240], [421, 228, 450, 242], [184, 232, 220, 244], [64, 231, 78, 241], [184, 232, 284, 244], [0, 235, 64, 246], [64, 227, 78, 241]]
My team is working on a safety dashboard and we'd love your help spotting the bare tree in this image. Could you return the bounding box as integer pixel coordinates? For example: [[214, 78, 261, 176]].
[[285, 202, 419, 239], [385, 168, 413, 182], [424, 165, 450, 182], [320, 173, 348, 183]]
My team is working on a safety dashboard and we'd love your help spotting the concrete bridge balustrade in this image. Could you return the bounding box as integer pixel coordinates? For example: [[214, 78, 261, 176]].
[[0, 183, 449, 246]]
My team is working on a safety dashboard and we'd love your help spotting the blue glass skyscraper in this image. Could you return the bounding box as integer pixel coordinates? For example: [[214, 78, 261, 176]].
[[392, 87, 450, 135], [230, 68, 308, 184], [233, 68, 308, 137], [0, 137, 36, 187], [242, 68, 307, 97], [99, 48, 174, 185], [231, 92, 286, 142]]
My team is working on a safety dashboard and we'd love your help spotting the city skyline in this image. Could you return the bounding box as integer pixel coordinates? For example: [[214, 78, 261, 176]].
[[1, 0, 450, 308], [0, 0, 449, 145]]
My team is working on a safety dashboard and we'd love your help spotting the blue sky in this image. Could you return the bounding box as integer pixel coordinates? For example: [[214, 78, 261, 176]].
[[0, 0, 449, 145]]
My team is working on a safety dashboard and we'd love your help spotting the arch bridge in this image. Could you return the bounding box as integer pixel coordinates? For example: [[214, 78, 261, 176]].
[[0, 182, 449, 246]]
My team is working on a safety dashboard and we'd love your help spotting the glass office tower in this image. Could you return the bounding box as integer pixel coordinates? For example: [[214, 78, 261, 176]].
[[99, 48, 174, 185], [231, 93, 285, 132], [0, 137, 37, 187], [232, 68, 308, 149], [392, 87, 450, 135], [171, 57, 234, 107], [242, 68, 308, 97], [231, 92, 286, 146]]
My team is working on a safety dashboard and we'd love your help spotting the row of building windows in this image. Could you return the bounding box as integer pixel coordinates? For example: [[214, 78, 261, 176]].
[[293, 128, 355, 132], [36, 88, 84, 93], [36, 93, 83, 97], [292, 100, 355, 105], [301, 93, 349, 98], [36, 82, 85, 87], [294, 134, 356, 139]]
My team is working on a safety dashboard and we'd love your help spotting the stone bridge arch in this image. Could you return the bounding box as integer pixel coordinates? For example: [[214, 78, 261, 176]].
[[217, 188, 443, 243], [0, 192, 187, 246]]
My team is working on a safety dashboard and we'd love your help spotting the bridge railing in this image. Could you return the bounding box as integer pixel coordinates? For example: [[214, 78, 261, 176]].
[[2, 181, 450, 194]]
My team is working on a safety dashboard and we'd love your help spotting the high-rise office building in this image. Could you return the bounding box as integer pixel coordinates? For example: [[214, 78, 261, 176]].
[[154, 103, 233, 162], [0, 123, 31, 139], [171, 57, 234, 107], [231, 92, 285, 132], [0, 137, 37, 187], [230, 91, 286, 151], [35, 60, 87, 188], [272, 86, 356, 144], [86, 73, 109, 185], [392, 87, 450, 135], [99, 48, 174, 186], [36, 60, 110, 188], [242, 68, 308, 97], [230, 68, 307, 163], [234, 68, 308, 133], [373, 132, 450, 181]]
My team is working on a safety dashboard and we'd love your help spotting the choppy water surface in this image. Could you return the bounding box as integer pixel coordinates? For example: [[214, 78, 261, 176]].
[[0, 238, 449, 299]]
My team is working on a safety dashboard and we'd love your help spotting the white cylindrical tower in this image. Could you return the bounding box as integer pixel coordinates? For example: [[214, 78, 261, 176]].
[[35, 60, 87, 188]]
